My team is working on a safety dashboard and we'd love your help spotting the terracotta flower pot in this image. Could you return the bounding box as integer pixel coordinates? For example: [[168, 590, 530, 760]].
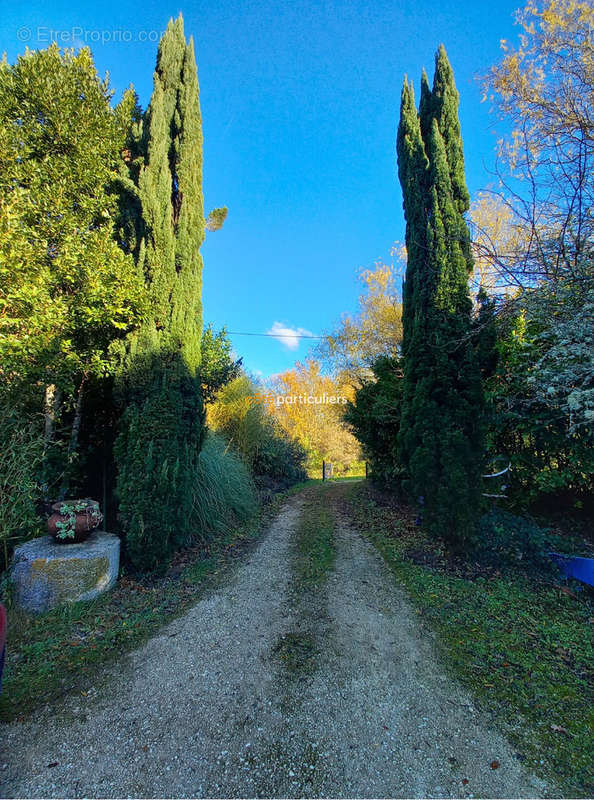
[[48, 499, 103, 544]]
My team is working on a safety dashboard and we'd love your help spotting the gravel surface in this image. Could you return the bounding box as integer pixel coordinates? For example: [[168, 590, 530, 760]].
[[0, 494, 548, 798]]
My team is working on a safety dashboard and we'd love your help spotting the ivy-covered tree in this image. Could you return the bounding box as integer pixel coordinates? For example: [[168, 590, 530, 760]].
[[396, 47, 485, 547], [115, 16, 208, 570]]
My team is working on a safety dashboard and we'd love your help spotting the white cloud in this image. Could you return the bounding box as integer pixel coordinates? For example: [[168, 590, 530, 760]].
[[267, 321, 314, 350]]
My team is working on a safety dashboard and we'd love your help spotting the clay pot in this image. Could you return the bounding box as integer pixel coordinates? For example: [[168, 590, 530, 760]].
[[48, 500, 103, 544]]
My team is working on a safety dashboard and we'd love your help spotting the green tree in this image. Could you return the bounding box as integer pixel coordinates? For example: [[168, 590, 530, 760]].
[[487, 280, 594, 505], [0, 46, 145, 495], [396, 47, 485, 547], [200, 325, 242, 403], [344, 356, 403, 485], [115, 16, 208, 571]]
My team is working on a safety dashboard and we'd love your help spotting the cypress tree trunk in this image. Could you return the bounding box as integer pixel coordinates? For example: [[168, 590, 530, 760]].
[[115, 15, 206, 571], [396, 46, 484, 548]]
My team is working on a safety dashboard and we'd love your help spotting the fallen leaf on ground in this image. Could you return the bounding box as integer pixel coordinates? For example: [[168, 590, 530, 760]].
[[490, 760, 500, 769]]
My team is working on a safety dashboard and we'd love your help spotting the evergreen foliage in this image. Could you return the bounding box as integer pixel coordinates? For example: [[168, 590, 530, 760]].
[[486, 278, 594, 506], [133, 15, 205, 367], [0, 411, 44, 571], [200, 325, 243, 403], [396, 47, 485, 546], [205, 207, 229, 232], [0, 45, 145, 498], [474, 288, 499, 380], [0, 47, 145, 395], [344, 357, 403, 485], [115, 16, 208, 571]]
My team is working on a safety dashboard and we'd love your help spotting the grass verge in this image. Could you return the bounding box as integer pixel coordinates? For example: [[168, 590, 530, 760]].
[[0, 491, 290, 723], [293, 484, 337, 589], [273, 484, 337, 677], [343, 481, 593, 798]]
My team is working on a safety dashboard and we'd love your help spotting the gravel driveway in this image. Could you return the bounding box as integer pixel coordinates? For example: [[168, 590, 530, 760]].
[[0, 494, 548, 798]]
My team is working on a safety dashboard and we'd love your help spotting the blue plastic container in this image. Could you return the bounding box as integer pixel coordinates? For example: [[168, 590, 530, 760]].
[[549, 553, 594, 586]]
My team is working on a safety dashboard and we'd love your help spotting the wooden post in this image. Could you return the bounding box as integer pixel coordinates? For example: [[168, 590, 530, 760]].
[[365, 461, 368, 479], [322, 460, 326, 481]]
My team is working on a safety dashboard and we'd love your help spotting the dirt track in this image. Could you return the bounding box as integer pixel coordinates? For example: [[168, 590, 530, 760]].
[[0, 491, 548, 798]]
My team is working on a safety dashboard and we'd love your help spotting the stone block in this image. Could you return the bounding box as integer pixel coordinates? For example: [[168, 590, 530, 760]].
[[11, 532, 120, 614]]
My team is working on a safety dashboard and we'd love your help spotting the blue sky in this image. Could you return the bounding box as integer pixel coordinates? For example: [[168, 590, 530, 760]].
[[1, 0, 521, 377]]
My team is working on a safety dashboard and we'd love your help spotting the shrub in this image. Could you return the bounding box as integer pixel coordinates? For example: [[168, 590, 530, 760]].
[[487, 279, 594, 509], [0, 412, 44, 570], [344, 356, 403, 486], [208, 375, 308, 489], [252, 426, 308, 489], [115, 351, 205, 573], [475, 508, 562, 573], [207, 376, 264, 468]]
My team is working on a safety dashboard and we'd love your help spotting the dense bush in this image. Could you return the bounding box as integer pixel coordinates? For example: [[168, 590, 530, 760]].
[[0, 411, 44, 570], [487, 279, 594, 509], [475, 508, 558, 572], [208, 375, 307, 489], [207, 376, 264, 467], [252, 427, 308, 489], [115, 351, 206, 573], [344, 357, 403, 487]]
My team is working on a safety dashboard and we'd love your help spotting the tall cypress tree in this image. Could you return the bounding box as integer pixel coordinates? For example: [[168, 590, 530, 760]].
[[396, 79, 429, 364], [397, 46, 484, 547], [115, 16, 206, 571], [137, 17, 205, 365]]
